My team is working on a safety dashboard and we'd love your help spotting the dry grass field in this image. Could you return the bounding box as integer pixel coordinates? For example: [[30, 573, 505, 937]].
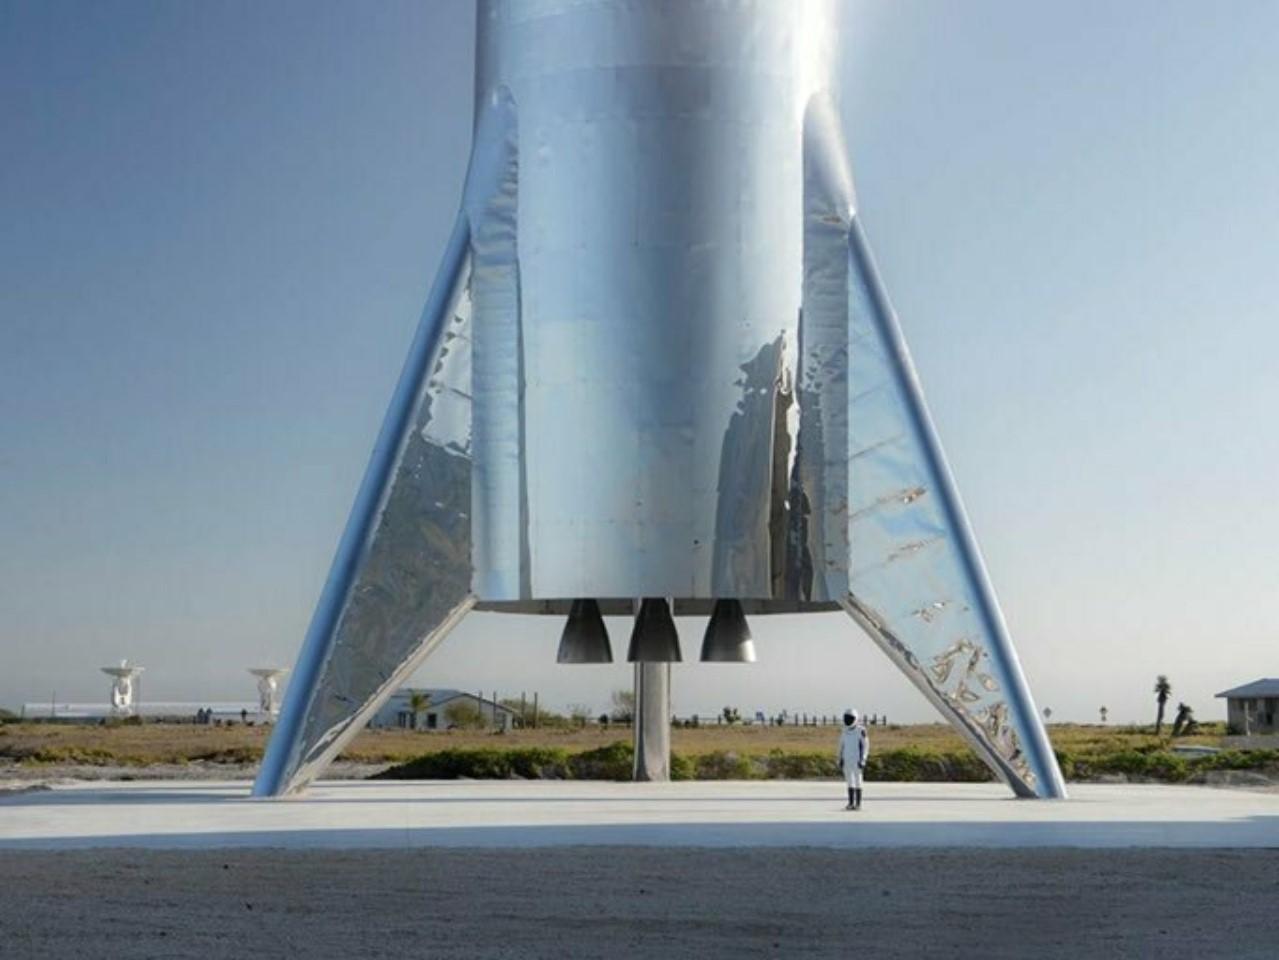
[[0, 719, 1223, 767]]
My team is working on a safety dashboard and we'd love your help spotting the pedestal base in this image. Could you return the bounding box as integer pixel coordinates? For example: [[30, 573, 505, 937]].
[[632, 663, 671, 782]]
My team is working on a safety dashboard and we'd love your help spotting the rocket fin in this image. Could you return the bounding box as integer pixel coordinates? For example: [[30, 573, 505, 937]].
[[252, 218, 476, 797], [840, 219, 1067, 799], [254, 91, 518, 797]]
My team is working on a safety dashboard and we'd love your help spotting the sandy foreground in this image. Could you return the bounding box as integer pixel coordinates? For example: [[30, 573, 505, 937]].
[[1, 847, 1276, 959]]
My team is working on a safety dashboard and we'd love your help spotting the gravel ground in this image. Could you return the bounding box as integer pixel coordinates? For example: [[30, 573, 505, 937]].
[[2, 847, 1277, 959]]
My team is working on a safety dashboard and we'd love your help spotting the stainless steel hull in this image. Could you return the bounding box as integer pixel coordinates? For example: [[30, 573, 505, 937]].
[[255, 0, 1066, 800]]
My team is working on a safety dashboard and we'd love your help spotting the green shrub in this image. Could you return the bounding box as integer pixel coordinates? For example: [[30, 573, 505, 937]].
[[670, 752, 695, 781], [1195, 749, 1279, 772], [568, 742, 634, 781], [761, 750, 838, 779], [374, 747, 571, 780], [372, 744, 1279, 784], [865, 748, 993, 783], [776, 751, 837, 779], [1056, 748, 1279, 783], [376, 743, 710, 781], [1067, 750, 1189, 782], [692, 750, 754, 780]]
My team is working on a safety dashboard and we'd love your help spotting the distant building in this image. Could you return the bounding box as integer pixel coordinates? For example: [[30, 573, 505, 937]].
[[1216, 679, 1279, 734], [368, 688, 519, 731], [20, 701, 258, 723]]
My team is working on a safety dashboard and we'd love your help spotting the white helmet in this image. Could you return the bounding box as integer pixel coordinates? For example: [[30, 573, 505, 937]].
[[843, 708, 860, 726]]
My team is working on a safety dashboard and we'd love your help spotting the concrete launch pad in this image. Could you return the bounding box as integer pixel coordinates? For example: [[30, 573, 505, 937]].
[[3, 780, 1277, 850]]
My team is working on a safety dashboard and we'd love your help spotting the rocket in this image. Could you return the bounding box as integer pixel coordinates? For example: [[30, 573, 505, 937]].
[[255, 0, 1066, 799]]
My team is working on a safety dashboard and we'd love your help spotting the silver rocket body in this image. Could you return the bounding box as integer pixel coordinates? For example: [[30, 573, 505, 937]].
[[255, 1, 1067, 799]]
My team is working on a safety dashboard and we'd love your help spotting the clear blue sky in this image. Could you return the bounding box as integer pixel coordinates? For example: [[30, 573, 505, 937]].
[[3, 1, 1277, 724]]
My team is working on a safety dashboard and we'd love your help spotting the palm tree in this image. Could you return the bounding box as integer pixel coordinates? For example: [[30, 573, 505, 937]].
[[408, 691, 432, 731], [1182, 704, 1198, 736], [1153, 676, 1172, 735], [1171, 702, 1199, 737], [1171, 702, 1190, 737], [1099, 706, 1108, 724]]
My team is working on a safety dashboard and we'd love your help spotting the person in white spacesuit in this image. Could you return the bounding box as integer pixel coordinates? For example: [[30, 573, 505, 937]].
[[836, 709, 869, 810]]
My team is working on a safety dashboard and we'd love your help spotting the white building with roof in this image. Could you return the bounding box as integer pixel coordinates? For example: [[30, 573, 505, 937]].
[[368, 688, 519, 731], [1216, 679, 1279, 735]]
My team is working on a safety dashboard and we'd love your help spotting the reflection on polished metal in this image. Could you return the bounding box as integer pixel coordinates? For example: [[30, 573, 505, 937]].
[[626, 598, 682, 664], [556, 599, 613, 664], [255, 0, 1065, 799], [701, 600, 756, 663]]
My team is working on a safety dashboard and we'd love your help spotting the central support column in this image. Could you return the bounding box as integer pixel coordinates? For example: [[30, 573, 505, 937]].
[[632, 662, 671, 782]]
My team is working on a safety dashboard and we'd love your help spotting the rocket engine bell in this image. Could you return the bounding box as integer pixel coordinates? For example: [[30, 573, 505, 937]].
[[255, 0, 1066, 799]]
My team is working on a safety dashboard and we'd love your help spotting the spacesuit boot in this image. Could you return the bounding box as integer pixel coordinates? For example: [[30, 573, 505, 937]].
[[846, 787, 856, 811], [854, 788, 863, 810]]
